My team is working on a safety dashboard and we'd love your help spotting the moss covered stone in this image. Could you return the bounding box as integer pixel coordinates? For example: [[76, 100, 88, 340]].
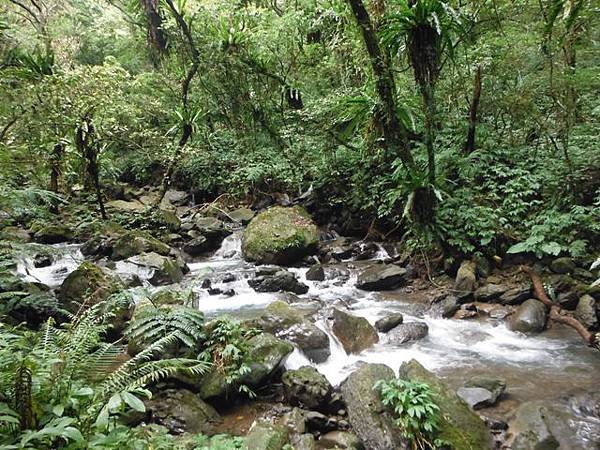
[[111, 230, 171, 260], [398, 359, 492, 450], [242, 206, 318, 265], [57, 261, 122, 312]]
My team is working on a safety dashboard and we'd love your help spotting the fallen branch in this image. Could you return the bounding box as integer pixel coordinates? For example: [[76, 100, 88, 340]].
[[521, 265, 599, 350]]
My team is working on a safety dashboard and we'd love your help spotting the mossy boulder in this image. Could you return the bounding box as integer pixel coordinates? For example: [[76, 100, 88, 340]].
[[245, 420, 289, 450], [340, 363, 406, 450], [126, 252, 185, 285], [282, 366, 333, 410], [111, 230, 171, 260], [242, 206, 318, 265], [57, 261, 122, 311], [398, 359, 492, 450], [33, 224, 74, 244], [331, 308, 378, 354]]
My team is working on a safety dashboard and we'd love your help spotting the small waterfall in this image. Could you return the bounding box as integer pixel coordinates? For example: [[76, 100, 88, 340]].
[[213, 232, 242, 259], [15, 243, 83, 288]]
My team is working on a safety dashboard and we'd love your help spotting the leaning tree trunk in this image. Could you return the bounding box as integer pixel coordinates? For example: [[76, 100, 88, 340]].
[[522, 265, 599, 350], [156, 0, 200, 205], [463, 65, 482, 154]]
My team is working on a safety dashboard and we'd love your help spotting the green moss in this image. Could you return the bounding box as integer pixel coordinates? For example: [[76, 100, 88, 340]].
[[242, 206, 318, 265], [112, 230, 171, 260]]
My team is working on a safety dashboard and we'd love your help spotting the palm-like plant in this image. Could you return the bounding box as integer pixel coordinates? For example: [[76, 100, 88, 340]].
[[381, 0, 464, 224]]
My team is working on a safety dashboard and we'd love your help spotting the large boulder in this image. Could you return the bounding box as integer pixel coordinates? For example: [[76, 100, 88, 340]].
[[509, 299, 547, 333], [245, 420, 289, 450], [248, 270, 309, 295], [355, 264, 407, 291], [126, 252, 186, 285], [257, 301, 330, 362], [331, 308, 378, 354], [340, 363, 406, 450], [182, 236, 218, 256], [457, 376, 506, 410], [240, 332, 294, 386], [398, 359, 492, 449], [242, 206, 318, 265], [282, 366, 333, 410], [385, 322, 428, 345], [474, 283, 510, 302], [111, 230, 171, 260], [510, 401, 560, 450], [57, 262, 122, 311], [575, 294, 598, 330], [144, 388, 220, 435]]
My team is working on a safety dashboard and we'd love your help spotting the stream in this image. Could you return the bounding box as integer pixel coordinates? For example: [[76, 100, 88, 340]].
[[13, 233, 600, 448]]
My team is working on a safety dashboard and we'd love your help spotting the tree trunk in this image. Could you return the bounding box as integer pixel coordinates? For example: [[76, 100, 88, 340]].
[[346, 0, 415, 171], [49, 142, 63, 214], [156, 0, 200, 204], [463, 65, 482, 154], [420, 83, 436, 186], [521, 266, 598, 350], [76, 118, 107, 220], [140, 0, 168, 53]]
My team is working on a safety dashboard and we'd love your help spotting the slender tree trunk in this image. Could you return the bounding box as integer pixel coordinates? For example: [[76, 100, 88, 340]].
[[49, 142, 63, 214], [346, 0, 415, 171], [420, 83, 436, 186], [140, 0, 168, 53], [464, 65, 482, 154], [156, 0, 200, 204]]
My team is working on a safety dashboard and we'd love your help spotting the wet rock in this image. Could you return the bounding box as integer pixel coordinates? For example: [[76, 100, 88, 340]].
[[575, 294, 598, 329], [556, 291, 579, 310], [81, 235, 113, 257], [182, 235, 220, 256], [509, 299, 547, 333], [145, 388, 219, 435], [331, 308, 378, 354], [57, 261, 122, 311], [385, 321, 428, 345], [126, 252, 185, 285], [306, 264, 325, 281], [194, 216, 230, 240], [240, 333, 294, 386], [340, 363, 406, 450], [465, 376, 506, 405], [489, 306, 511, 319], [227, 207, 255, 224], [245, 420, 289, 450], [430, 295, 461, 318], [398, 359, 492, 449], [319, 431, 364, 449], [282, 366, 332, 410], [33, 253, 53, 268], [33, 224, 73, 244], [510, 401, 560, 450], [375, 313, 404, 332], [354, 242, 379, 261], [355, 264, 407, 291], [550, 257, 576, 274], [7, 292, 69, 328], [248, 270, 309, 295], [155, 208, 181, 231], [457, 387, 496, 410], [257, 301, 330, 362], [111, 230, 171, 260], [474, 283, 510, 302], [242, 206, 318, 266], [498, 285, 531, 305], [305, 411, 337, 432], [454, 260, 477, 298]]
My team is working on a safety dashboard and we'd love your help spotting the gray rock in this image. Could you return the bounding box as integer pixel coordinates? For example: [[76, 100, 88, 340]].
[[430, 295, 461, 318], [245, 420, 289, 450], [550, 257, 576, 274], [355, 264, 407, 291], [182, 235, 220, 256], [248, 270, 309, 295], [111, 230, 171, 260], [257, 301, 330, 362], [306, 264, 325, 281], [331, 308, 379, 354], [33, 224, 73, 244], [282, 366, 332, 410], [457, 387, 496, 410], [454, 261, 477, 297], [509, 299, 547, 333], [375, 313, 404, 332], [510, 401, 559, 450], [126, 252, 186, 285], [385, 321, 428, 345], [498, 285, 531, 305], [145, 388, 219, 435], [240, 333, 294, 386], [162, 189, 189, 206], [227, 207, 255, 224], [465, 376, 506, 404], [474, 283, 510, 302], [575, 294, 598, 329], [557, 291, 579, 310], [319, 431, 364, 449], [340, 363, 406, 450]]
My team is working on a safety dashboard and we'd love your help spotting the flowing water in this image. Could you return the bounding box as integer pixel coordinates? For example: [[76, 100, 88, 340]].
[[14, 233, 600, 448]]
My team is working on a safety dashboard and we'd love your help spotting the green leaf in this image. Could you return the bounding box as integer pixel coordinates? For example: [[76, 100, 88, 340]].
[[121, 391, 146, 413]]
